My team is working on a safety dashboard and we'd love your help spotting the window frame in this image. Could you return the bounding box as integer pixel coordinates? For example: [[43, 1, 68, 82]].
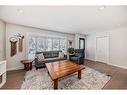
[[26, 32, 67, 59]]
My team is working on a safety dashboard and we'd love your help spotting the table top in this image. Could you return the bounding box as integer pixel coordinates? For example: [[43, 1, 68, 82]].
[[45, 60, 85, 80], [21, 59, 33, 64]]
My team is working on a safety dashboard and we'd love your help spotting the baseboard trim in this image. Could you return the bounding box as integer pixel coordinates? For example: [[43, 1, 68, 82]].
[[86, 59, 127, 70], [86, 58, 96, 62], [109, 63, 127, 70], [85, 58, 95, 62], [7, 64, 35, 71], [7, 66, 24, 71]]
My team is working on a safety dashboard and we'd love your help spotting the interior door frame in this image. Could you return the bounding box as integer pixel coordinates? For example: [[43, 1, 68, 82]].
[[95, 36, 109, 64], [79, 38, 85, 49]]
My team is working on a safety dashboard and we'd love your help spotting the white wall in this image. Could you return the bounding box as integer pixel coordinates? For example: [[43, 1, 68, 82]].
[[109, 28, 127, 69], [6, 23, 75, 71], [0, 20, 6, 61], [86, 26, 127, 69], [86, 34, 96, 60]]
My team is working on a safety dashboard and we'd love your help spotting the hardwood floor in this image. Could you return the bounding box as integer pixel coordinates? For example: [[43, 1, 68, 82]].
[[84, 60, 127, 89], [1, 59, 127, 89], [1, 69, 26, 89]]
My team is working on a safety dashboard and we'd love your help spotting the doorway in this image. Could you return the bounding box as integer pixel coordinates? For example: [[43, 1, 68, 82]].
[[79, 38, 85, 49], [96, 36, 109, 64]]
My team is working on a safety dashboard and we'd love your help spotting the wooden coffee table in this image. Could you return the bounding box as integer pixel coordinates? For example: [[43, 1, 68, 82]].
[[45, 60, 85, 89]]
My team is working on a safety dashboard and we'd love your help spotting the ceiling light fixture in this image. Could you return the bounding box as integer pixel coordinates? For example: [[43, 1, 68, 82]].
[[98, 6, 106, 11]]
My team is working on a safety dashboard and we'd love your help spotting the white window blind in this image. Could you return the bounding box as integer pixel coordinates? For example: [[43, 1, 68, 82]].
[[27, 35, 67, 59]]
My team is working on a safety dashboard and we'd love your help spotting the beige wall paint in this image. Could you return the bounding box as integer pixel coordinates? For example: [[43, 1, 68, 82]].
[[0, 20, 6, 61], [86, 27, 127, 69], [6, 23, 75, 71]]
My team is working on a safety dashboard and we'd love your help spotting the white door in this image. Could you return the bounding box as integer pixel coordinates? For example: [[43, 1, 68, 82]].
[[96, 36, 109, 63]]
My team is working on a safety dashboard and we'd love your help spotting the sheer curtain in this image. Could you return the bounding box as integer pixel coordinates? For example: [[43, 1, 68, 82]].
[[27, 34, 67, 59]]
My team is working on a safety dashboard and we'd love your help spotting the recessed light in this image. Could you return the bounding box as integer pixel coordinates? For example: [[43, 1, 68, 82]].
[[98, 6, 106, 11], [17, 9, 24, 13]]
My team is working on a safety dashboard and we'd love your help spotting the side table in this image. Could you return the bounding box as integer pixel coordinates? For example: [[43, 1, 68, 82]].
[[21, 59, 33, 71]]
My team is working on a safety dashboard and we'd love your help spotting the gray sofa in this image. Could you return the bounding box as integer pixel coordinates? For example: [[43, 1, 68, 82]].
[[35, 50, 67, 69]]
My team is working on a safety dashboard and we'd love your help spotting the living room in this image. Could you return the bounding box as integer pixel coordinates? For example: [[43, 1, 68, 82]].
[[0, 5, 127, 91]]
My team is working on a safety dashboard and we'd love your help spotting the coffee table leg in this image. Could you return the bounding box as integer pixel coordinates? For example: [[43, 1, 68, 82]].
[[78, 70, 82, 79], [54, 79, 58, 89]]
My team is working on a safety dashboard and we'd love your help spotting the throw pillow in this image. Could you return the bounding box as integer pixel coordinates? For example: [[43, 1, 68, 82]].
[[59, 52, 64, 58], [36, 53, 45, 61]]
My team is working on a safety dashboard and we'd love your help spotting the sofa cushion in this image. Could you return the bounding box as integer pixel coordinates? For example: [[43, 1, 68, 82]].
[[37, 58, 56, 64], [71, 56, 78, 61], [36, 53, 45, 61], [37, 61, 45, 65], [75, 53, 79, 57], [41, 51, 60, 58], [43, 52, 52, 58], [37, 57, 65, 64], [58, 52, 64, 58], [45, 57, 59, 62], [52, 52, 59, 58]]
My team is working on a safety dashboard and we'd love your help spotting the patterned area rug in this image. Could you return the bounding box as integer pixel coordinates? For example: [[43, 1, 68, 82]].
[[21, 67, 111, 89]]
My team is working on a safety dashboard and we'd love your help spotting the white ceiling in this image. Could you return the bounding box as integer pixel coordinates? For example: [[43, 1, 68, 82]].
[[0, 6, 127, 34]]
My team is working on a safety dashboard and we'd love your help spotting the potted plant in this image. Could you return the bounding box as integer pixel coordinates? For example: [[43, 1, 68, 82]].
[[67, 48, 75, 54]]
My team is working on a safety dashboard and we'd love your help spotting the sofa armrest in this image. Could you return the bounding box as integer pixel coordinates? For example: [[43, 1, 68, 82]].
[[35, 58, 38, 65], [69, 54, 75, 57], [64, 54, 67, 59], [69, 54, 76, 60]]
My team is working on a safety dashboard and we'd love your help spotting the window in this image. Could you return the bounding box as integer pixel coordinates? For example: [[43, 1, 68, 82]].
[[53, 39, 59, 51], [28, 36, 36, 59], [46, 39, 52, 51], [37, 37, 45, 52], [60, 39, 66, 51], [27, 35, 67, 59]]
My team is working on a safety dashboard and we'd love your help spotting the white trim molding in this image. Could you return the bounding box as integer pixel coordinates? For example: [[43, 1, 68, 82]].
[[7, 66, 24, 71], [0, 60, 6, 88]]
